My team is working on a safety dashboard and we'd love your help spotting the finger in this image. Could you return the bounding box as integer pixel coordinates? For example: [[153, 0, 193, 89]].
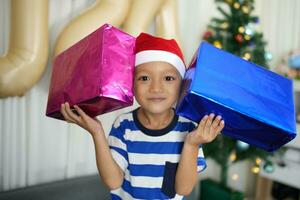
[[197, 115, 208, 132], [60, 103, 75, 123], [204, 113, 215, 134], [210, 115, 222, 134], [216, 120, 225, 134], [73, 105, 88, 121], [65, 102, 81, 123]]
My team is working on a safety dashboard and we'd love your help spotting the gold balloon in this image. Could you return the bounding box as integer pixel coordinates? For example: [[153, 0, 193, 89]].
[[54, 0, 131, 56], [123, 0, 181, 49], [0, 0, 49, 98], [54, 0, 181, 55], [123, 0, 165, 37], [0, 0, 181, 98], [156, 0, 181, 44]]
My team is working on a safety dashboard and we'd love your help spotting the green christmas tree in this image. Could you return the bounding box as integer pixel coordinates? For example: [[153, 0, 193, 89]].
[[201, 0, 283, 188]]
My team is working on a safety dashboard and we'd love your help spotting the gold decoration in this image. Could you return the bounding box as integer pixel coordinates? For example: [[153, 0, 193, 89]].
[[242, 6, 249, 14], [213, 41, 222, 49], [238, 26, 245, 33], [244, 35, 251, 40], [255, 157, 262, 165], [220, 22, 229, 29], [234, 2, 240, 9], [243, 52, 251, 60], [251, 166, 260, 174], [226, 0, 233, 5], [229, 151, 237, 162]]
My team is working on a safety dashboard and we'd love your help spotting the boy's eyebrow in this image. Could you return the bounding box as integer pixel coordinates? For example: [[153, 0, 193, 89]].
[[135, 65, 181, 76], [162, 69, 182, 76], [135, 70, 178, 76], [135, 71, 149, 75]]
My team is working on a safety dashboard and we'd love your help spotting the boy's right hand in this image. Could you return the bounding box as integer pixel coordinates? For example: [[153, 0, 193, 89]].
[[60, 102, 103, 137]]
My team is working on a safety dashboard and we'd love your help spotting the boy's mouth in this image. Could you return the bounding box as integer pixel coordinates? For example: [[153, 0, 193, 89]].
[[147, 97, 166, 102]]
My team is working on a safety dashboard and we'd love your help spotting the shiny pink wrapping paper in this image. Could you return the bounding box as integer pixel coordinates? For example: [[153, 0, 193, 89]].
[[46, 24, 135, 120]]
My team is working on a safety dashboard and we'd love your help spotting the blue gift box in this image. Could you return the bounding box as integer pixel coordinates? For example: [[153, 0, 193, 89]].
[[176, 42, 297, 151]]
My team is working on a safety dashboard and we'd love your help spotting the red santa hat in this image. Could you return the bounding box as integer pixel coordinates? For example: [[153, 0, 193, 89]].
[[135, 33, 186, 78]]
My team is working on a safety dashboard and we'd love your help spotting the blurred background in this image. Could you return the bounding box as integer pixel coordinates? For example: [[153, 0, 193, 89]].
[[0, 0, 300, 199]]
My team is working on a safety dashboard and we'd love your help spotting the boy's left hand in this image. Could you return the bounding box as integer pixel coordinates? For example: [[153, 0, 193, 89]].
[[186, 113, 225, 147]]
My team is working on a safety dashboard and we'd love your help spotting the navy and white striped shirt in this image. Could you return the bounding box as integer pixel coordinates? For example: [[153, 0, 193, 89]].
[[108, 108, 206, 199]]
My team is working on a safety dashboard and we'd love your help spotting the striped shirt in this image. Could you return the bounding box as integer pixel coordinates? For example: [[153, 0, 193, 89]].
[[108, 108, 206, 200]]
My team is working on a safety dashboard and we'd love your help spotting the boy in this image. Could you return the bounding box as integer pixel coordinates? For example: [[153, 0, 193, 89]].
[[61, 33, 225, 199]]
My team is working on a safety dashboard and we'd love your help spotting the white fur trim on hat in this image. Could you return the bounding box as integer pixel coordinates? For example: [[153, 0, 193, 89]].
[[135, 50, 185, 78]]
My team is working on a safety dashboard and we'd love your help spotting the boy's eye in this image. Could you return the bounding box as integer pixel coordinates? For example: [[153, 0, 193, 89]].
[[138, 76, 149, 81], [165, 76, 175, 81]]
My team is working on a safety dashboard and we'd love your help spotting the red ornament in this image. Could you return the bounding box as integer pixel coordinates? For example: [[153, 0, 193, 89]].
[[203, 30, 213, 40], [235, 34, 244, 43]]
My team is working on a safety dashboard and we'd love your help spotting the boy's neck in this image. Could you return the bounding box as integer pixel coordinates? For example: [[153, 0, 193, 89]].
[[137, 107, 174, 130]]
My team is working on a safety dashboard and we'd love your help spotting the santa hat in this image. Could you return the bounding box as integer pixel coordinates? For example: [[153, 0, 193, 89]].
[[135, 33, 186, 78]]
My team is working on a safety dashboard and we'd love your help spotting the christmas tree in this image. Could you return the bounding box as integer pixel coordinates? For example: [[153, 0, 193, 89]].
[[202, 0, 282, 188]]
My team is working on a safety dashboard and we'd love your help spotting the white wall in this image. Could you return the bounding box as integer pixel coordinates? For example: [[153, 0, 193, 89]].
[[1, 0, 300, 196]]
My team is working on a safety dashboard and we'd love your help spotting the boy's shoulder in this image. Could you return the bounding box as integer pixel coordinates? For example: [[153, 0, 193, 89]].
[[112, 108, 136, 128]]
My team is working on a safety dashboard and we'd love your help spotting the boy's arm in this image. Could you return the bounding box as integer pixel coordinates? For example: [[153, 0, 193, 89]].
[[61, 102, 124, 190], [175, 142, 199, 196], [92, 127, 124, 190], [175, 113, 224, 196]]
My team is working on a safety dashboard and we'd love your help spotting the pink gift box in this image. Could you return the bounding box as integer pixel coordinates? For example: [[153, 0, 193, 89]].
[[46, 24, 135, 120]]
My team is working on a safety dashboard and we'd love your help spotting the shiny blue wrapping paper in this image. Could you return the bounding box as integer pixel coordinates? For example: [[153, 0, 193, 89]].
[[176, 42, 297, 151]]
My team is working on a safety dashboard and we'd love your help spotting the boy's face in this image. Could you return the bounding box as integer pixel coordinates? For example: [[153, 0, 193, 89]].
[[134, 61, 182, 114]]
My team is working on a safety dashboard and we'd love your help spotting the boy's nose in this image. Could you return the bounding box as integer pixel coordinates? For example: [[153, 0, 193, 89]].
[[149, 79, 162, 93]]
